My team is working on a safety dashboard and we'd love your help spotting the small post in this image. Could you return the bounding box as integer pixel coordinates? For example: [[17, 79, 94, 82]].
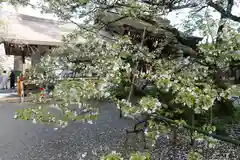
[[190, 110, 195, 149], [172, 126, 177, 160]]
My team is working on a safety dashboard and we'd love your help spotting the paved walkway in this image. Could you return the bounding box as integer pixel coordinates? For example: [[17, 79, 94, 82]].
[[0, 92, 239, 159], [0, 93, 18, 99], [0, 102, 137, 160], [0, 89, 20, 102]]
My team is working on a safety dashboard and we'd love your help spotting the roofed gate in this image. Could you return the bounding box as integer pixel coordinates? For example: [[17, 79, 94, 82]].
[[0, 11, 78, 73], [95, 11, 202, 57]]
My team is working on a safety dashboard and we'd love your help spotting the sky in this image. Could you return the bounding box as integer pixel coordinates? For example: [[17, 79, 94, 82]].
[[1, 0, 240, 35], [1, 0, 58, 20], [1, 1, 189, 23]]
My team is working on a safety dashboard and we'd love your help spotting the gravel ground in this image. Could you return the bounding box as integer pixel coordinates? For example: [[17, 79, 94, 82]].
[[12, 102, 135, 160], [2, 101, 240, 160], [148, 133, 240, 160]]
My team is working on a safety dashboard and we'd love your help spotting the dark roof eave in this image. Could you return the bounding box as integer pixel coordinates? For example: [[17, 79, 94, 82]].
[[1, 38, 62, 46]]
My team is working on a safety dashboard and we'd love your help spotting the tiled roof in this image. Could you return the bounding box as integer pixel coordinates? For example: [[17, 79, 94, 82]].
[[0, 11, 84, 45]]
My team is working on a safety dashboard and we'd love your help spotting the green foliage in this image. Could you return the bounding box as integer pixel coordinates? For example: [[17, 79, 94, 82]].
[[102, 151, 150, 160], [14, 106, 55, 123], [101, 151, 123, 160], [12, 0, 240, 159], [187, 150, 203, 160]]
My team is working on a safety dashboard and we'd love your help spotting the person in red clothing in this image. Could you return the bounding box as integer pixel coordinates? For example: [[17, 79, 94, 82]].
[[39, 87, 45, 98], [19, 73, 24, 81], [18, 73, 24, 96]]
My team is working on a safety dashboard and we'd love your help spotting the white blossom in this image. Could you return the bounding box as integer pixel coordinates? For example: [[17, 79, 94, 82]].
[[156, 101, 161, 107], [61, 121, 68, 128], [32, 119, 37, 124], [13, 114, 18, 119], [73, 111, 78, 116], [81, 152, 87, 158], [104, 92, 110, 98], [87, 120, 93, 124]]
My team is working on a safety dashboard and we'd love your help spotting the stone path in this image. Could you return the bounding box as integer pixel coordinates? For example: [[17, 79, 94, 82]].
[[0, 89, 19, 102], [0, 101, 240, 159], [0, 102, 136, 160]]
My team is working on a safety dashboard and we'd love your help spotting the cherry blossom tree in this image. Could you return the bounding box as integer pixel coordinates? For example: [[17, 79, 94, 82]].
[[11, 0, 240, 159]]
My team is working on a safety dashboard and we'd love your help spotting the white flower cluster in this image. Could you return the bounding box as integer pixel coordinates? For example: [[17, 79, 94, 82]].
[[139, 96, 161, 114], [101, 151, 123, 160], [57, 119, 68, 128]]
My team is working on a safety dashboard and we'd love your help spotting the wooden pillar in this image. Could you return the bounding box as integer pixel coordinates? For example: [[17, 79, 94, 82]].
[[20, 48, 27, 103], [14, 56, 23, 71], [31, 50, 41, 66]]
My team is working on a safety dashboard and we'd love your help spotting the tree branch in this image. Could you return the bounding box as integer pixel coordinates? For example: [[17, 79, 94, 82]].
[[141, 0, 198, 10], [207, 0, 240, 22]]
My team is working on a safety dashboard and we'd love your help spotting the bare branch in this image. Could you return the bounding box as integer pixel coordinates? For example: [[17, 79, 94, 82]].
[[207, 0, 240, 22]]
